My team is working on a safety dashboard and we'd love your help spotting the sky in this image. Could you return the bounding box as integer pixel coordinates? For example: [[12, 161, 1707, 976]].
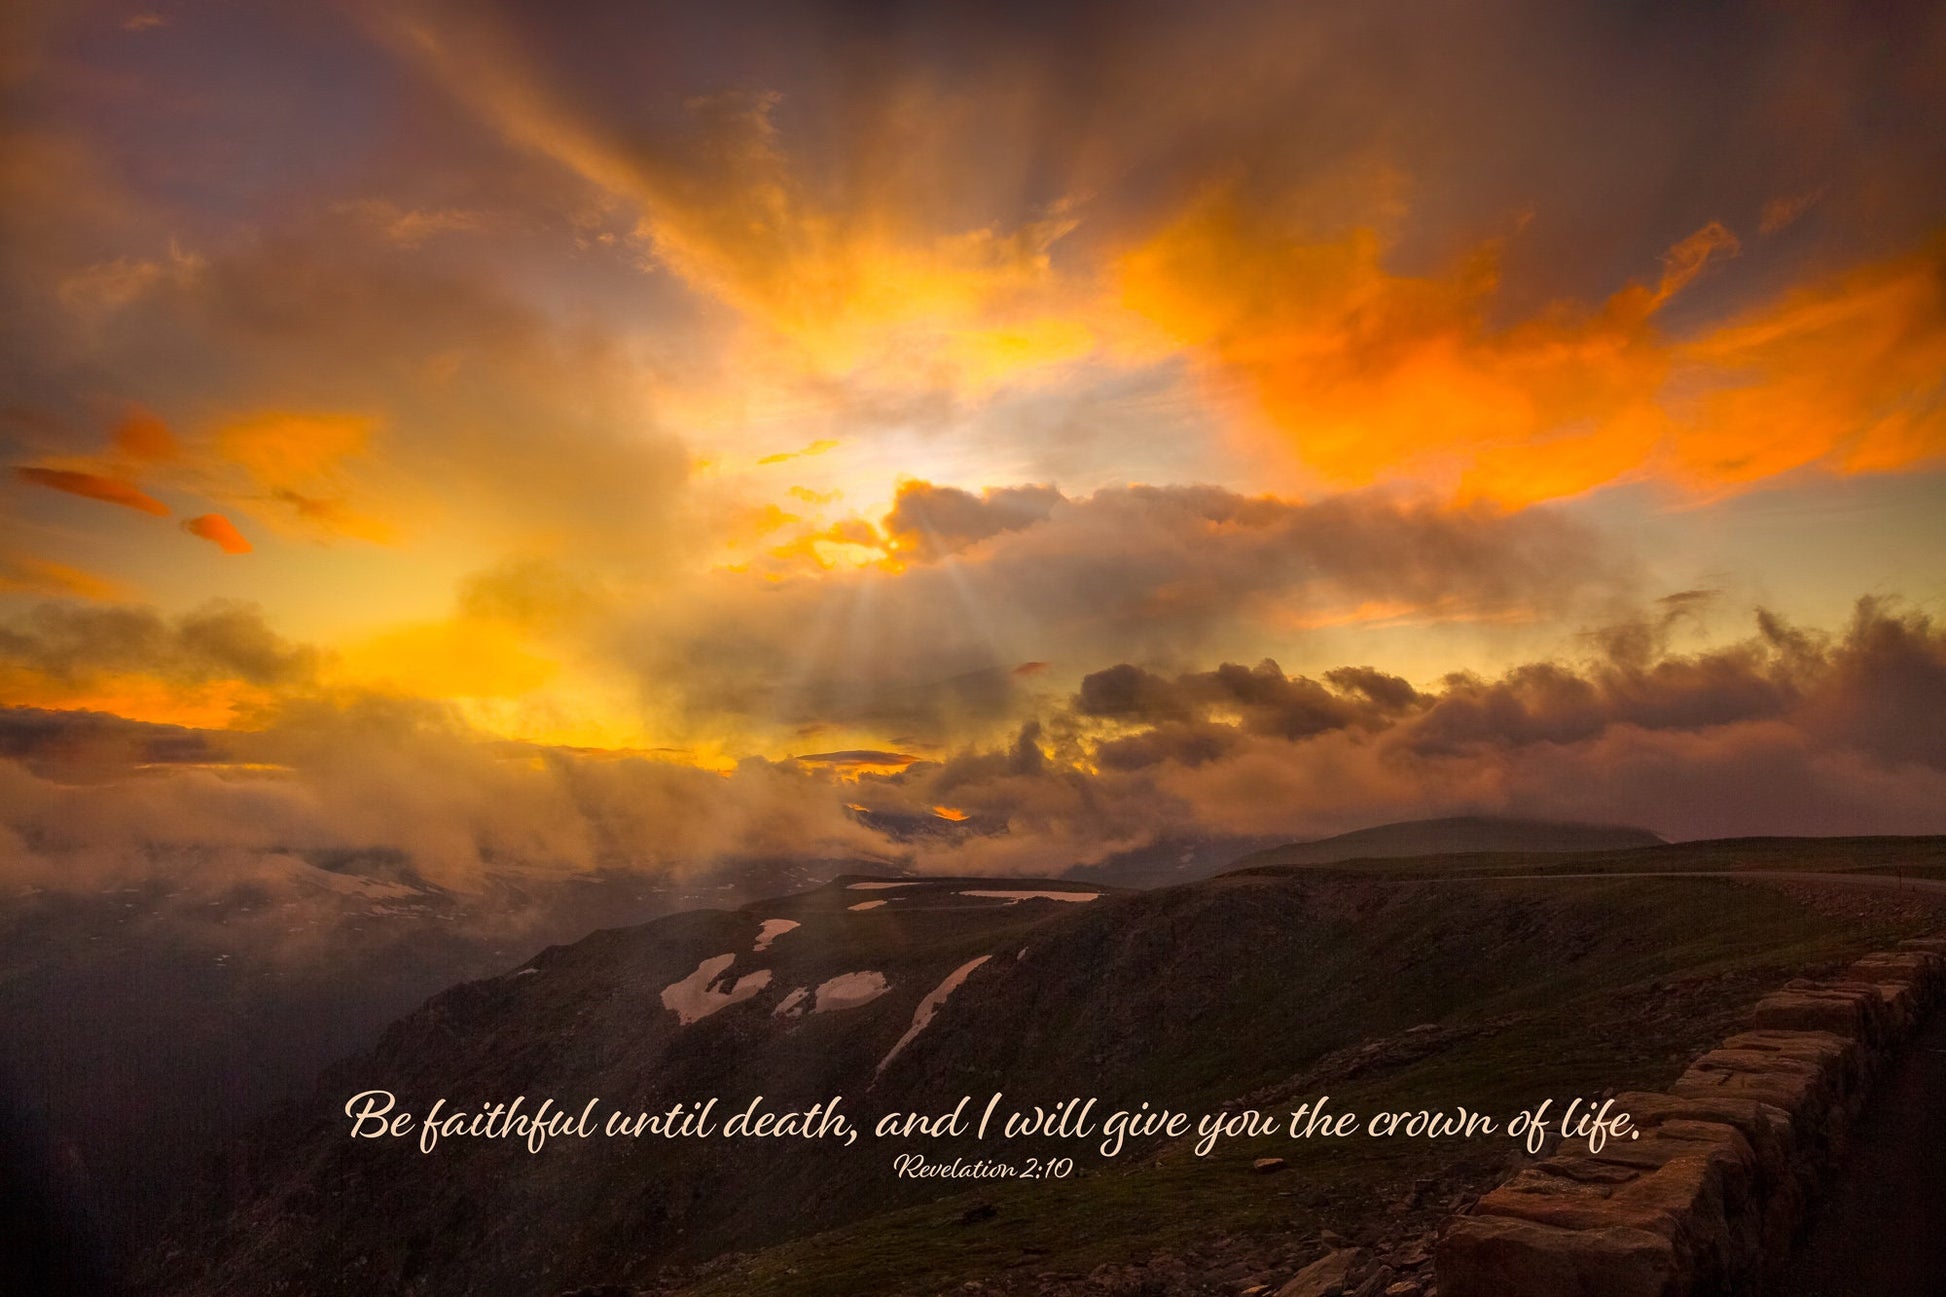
[[3, 0, 1945, 883]]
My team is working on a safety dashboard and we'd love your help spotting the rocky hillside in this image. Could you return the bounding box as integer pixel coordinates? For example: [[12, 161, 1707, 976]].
[[133, 848, 1946, 1297]]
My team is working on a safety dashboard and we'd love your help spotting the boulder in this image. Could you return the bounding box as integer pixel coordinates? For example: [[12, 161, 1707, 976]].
[[1669, 1030, 1858, 1193], [1865, 981, 1922, 1039], [1671, 1031, 1850, 1123], [1716, 1029, 1864, 1100], [1473, 1120, 1753, 1289], [1848, 949, 1942, 994], [1277, 1246, 1369, 1297], [1349, 1265, 1395, 1297], [1436, 1215, 1680, 1297], [1847, 951, 1944, 1030], [1607, 1091, 1791, 1179], [1608, 1091, 1800, 1253], [1747, 981, 1890, 1043]]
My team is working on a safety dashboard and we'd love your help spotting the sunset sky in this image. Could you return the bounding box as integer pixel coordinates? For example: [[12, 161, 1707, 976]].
[[3, 0, 1945, 881]]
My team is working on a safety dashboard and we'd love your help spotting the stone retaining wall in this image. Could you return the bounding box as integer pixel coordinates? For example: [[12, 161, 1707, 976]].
[[1434, 935, 1946, 1297]]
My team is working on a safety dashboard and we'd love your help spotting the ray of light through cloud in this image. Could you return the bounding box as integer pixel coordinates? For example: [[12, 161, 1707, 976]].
[[0, 0, 1942, 885]]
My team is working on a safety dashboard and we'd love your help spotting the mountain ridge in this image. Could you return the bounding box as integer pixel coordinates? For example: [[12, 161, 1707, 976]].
[[133, 838, 1946, 1297], [1067, 815, 1663, 888], [1228, 815, 1664, 870]]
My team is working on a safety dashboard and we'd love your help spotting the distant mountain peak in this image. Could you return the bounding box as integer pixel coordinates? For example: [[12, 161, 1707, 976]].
[[1233, 815, 1664, 870]]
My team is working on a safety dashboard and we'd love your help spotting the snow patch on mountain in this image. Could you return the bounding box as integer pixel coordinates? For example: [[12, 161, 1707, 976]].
[[959, 889, 1098, 904], [810, 971, 890, 1012], [877, 956, 991, 1075], [753, 919, 799, 952], [661, 955, 772, 1025]]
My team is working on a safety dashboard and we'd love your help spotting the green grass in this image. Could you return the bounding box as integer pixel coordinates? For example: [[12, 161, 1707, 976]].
[[668, 871, 1932, 1296], [1231, 834, 1946, 879]]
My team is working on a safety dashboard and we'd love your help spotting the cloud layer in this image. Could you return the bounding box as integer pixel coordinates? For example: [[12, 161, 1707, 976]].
[[4, 597, 1942, 898], [0, 0, 1942, 893], [619, 481, 1629, 747]]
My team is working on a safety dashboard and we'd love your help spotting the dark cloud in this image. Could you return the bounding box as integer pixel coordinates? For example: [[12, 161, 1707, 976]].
[[1065, 598, 1944, 781], [1095, 721, 1241, 772], [2, 598, 1942, 893], [0, 0, 1940, 892], [1073, 658, 1415, 764], [881, 482, 1062, 560], [892, 598, 1946, 870], [0, 707, 225, 774], [626, 484, 1626, 745], [0, 692, 890, 894], [1074, 663, 1188, 722], [1323, 665, 1423, 712], [1403, 597, 1946, 762], [1191, 662, 1374, 740], [1802, 602, 1946, 769], [337, 0, 1946, 379], [366, 0, 1946, 273], [0, 601, 317, 688]]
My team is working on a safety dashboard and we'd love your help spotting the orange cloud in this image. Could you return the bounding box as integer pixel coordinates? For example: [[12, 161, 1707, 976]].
[[757, 439, 839, 466], [1121, 191, 1945, 504], [0, 603, 315, 723], [1665, 246, 1946, 489], [216, 411, 373, 484], [112, 407, 180, 462], [0, 668, 274, 731], [759, 520, 887, 572], [0, 554, 123, 600], [820, 517, 881, 549], [14, 466, 170, 515], [183, 514, 253, 554], [375, 13, 1096, 394], [1121, 197, 1666, 503], [209, 412, 394, 542]]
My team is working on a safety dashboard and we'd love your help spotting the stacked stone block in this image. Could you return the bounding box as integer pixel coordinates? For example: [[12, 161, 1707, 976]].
[[1434, 935, 1946, 1297]]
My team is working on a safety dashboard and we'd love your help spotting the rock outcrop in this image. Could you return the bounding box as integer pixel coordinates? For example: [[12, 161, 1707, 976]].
[[1275, 1246, 1369, 1297], [1435, 935, 1946, 1297]]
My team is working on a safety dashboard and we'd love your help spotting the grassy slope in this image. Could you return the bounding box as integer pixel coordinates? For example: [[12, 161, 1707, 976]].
[[1229, 834, 1946, 879], [139, 843, 1946, 1297], [674, 869, 1940, 1297]]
